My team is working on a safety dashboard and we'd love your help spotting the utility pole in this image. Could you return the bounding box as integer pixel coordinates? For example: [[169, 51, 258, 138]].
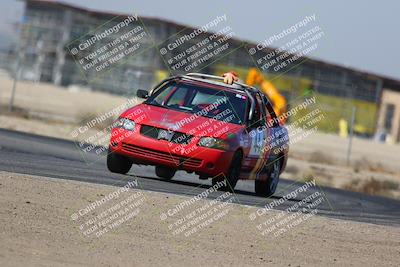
[[346, 106, 356, 165], [8, 24, 24, 112]]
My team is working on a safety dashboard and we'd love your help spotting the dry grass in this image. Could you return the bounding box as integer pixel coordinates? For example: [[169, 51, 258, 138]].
[[0, 105, 29, 119], [343, 178, 399, 196], [302, 171, 316, 183], [308, 150, 334, 165], [353, 157, 395, 175], [78, 112, 117, 131], [283, 164, 300, 175]]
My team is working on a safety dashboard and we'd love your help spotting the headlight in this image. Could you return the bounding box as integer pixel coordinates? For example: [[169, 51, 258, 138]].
[[198, 137, 228, 150], [114, 118, 136, 131]]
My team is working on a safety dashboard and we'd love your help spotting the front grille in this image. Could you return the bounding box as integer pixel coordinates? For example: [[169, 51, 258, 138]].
[[121, 143, 202, 167], [140, 125, 192, 145], [140, 125, 159, 139], [171, 132, 192, 145]]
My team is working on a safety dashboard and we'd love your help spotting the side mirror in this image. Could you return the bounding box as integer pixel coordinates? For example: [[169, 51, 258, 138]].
[[136, 89, 149, 99]]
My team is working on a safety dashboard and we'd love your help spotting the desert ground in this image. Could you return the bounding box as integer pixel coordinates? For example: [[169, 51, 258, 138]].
[[0, 171, 399, 267]]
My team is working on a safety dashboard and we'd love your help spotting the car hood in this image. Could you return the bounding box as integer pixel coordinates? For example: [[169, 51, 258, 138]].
[[121, 103, 243, 138]]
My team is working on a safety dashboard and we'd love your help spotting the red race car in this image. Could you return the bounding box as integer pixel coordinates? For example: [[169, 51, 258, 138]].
[[107, 73, 289, 197]]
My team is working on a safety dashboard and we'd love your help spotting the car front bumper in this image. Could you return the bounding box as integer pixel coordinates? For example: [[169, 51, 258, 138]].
[[108, 127, 234, 177]]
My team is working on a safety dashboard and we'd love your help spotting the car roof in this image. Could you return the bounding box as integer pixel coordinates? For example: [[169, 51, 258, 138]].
[[176, 78, 248, 95], [175, 73, 259, 95]]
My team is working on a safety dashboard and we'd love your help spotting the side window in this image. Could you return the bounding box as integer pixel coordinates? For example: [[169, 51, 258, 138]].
[[256, 93, 266, 125], [248, 93, 264, 127], [263, 95, 279, 127]]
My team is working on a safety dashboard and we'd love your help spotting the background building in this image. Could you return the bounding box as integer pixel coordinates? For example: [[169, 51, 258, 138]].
[[376, 89, 400, 143]]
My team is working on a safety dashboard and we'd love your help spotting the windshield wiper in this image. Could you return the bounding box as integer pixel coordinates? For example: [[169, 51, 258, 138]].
[[145, 102, 165, 108]]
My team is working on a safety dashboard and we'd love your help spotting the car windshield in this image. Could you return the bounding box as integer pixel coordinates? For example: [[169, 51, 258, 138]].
[[145, 81, 247, 124]]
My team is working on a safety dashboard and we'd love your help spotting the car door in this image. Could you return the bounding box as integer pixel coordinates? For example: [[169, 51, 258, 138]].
[[263, 94, 288, 165], [244, 92, 271, 180]]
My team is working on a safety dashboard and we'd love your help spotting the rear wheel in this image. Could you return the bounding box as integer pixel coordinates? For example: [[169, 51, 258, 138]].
[[107, 150, 132, 174], [212, 151, 242, 192], [155, 166, 176, 180], [255, 160, 280, 197]]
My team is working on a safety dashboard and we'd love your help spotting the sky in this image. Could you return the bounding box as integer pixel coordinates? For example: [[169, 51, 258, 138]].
[[1, 0, 399, 79]]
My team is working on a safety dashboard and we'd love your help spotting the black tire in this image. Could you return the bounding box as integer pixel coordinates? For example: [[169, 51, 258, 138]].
[[155, 166, 176, 180], [107, 150, 132, 174], [255, 160, 281, 197], [212, 151, 242, 192]]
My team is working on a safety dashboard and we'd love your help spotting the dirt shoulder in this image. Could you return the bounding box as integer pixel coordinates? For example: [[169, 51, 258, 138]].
[[0, 74, 131, 119], [0, 171, 399, 267]]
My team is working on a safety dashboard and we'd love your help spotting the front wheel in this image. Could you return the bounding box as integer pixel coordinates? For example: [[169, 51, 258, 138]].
[[255, 160, 280, 197], [155, 166, 176, 180], [107, 150, 132, 174], [212, 151, 242, 192]]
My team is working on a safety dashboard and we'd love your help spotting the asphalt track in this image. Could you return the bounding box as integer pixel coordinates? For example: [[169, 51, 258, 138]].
[[0, 128, 399, 226]]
